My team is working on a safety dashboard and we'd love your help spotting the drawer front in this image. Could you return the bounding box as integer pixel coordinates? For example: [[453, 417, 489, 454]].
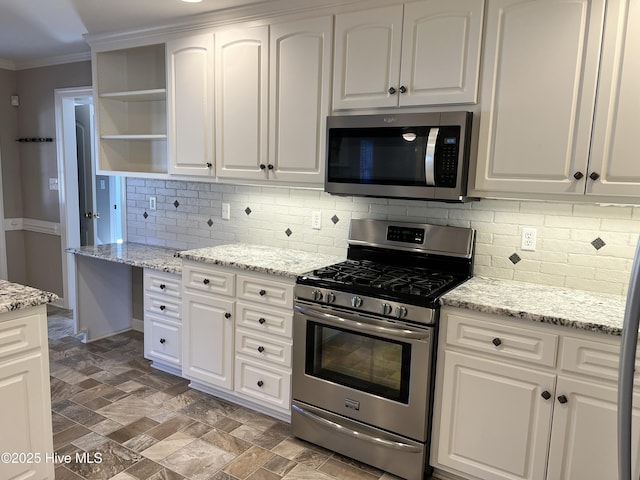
[[144, 315, 181, 367], [236, 327, 292, 368], [145, 294, 181, 322], [236, 274, 293, 308], [561, 336, 637, 383], [0, 313, 43, 360], [236, 301, 292, 339], [234, 356, 291, 410], [446, 312, 559, 367], [183, 263, 235, 296], [144, 271, 181, 299]]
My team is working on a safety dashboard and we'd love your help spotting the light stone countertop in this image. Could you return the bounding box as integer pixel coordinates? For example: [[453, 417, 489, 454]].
[[0, 280, 58, 312], [178, 243, 344, 278], [441, 276, 628, 336], [66, 243, 182, 274]]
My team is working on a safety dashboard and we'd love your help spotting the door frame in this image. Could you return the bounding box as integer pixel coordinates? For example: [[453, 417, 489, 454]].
[[0, 143, 7, 280], [54, 86, 127, 311]]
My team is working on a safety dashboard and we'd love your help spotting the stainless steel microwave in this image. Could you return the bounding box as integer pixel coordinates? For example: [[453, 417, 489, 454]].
[[325, 111, 474, 202]]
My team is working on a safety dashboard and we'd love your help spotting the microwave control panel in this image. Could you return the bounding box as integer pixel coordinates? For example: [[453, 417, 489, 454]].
[[435, 126, 461, 188]]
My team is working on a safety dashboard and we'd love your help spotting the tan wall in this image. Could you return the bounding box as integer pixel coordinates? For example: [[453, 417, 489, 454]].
[[0, 68, 21, 219]]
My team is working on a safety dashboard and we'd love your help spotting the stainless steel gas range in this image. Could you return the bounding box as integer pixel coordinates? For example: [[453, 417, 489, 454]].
[[292, 218, 475, 480]]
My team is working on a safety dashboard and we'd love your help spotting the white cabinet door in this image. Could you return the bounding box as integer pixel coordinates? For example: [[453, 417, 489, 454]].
[[587, 0, 640, 198], [399, 0, 483, 106], [436, 350, 555, 480], [268, 16, 332, 185], [333, 5, 404, 109], [215, 26, 269, 180], [167, 33, 214, 176], [182, 290, 234, 390], [475, 0, 606, 195], [547, 375, 640, 479]]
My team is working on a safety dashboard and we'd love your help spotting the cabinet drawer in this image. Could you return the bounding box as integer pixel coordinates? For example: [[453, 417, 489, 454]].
[[236, 301, 292, 339], [236, 274, 293, 308], [145, 294, 181, 322], [144, 315, 181, 367], [144, 271, 181, 299], [0, 313, 43, 360], [560, 336, 638, 384], [183, 263, 235, 296], [234, 356, 291, 411], [446, 312, 558, 367], [235, 327, 292, 368]]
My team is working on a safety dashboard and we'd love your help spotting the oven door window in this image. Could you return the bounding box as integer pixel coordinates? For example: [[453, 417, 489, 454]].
[[305, 321, 411, 403]]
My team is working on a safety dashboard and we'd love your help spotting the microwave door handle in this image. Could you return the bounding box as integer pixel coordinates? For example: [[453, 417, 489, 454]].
[[425, 127, 439, 186]]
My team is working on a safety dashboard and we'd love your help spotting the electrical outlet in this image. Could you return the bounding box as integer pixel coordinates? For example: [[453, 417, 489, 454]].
[[222, 203, 231, 220], [521, 227, 537, 251], [149, 196, 156, 210], [311, 211, 322, 230]]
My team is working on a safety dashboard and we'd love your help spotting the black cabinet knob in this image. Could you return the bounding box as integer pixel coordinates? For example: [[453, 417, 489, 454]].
[[388, 86, 397, 95], [258, 317, 266, 324], [492, 337, 502, 347], [558, 394, 568, 404], [160, 305, 166, 311], [159, 338, 166, 344], [260, 164, 266, 170], [203, 278, 210, 285], [541, 390, 552, 400], [206, 162, 212, 168], [399, 85, 407, 94], [257, 380, 264, 387], [259, 289, 267, 296], [573, 171, 584, 180], [159, 284, 166, 290], [589, 171, 600, 181], [224, 312, 232, 319], [257, 346, 265, 353], [267, 164, 274, 170]]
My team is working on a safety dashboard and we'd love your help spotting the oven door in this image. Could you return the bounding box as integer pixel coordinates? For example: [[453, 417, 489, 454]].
[[292, 301, 435, 442]]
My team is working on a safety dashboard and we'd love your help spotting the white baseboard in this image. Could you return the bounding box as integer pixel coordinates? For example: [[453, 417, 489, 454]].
[[4, 218, 61, 235]]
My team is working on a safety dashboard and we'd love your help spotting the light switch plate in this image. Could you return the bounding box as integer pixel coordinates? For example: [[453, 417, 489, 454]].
[[222, 203, 231, 220], [312, 211, 322, 230]]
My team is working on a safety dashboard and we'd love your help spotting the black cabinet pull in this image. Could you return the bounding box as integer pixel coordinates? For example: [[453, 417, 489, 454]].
[[573, 171, 584, 180], [257, 380, 264, 387], [160, 305, 166, 311], [399, 85, 407, 94], [257, 346, 265, 353], [267, 164, 274, 170], [224, 312, 232, 319], [260, 164, 266, 170], [557, 394, 568, 404], [589, 171, 600, 181], [388, 86, 397, 95], [259, 289, 267, 296], [203, 278, 210, 285], [159, 284, 166, 290], [541, 390, 552, 400], [492, 337, 502, 347], [258, 317, 266, 324], [206, 162, 212, 168], [159, 338, 166, 344]]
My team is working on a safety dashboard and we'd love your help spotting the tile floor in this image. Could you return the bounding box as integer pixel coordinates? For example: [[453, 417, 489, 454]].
[[46, 306, 411, 480]]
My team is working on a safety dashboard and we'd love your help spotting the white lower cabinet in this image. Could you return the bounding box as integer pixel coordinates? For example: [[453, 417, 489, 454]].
[[432, 306, 640, 480], [181, 260, 294, 420], [144, 270, 183, 375]]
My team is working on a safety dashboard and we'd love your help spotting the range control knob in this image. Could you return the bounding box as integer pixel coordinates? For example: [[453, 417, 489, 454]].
[[381, 303, 393, 315], [351, 296, 363, 308], [311, 289, 323, 301], [395, 306, 408, 318], [326, 292, 336, 304]]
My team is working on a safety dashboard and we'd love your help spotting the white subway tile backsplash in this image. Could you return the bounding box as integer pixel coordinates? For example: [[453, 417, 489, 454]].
[[126, 178, 640, 296]]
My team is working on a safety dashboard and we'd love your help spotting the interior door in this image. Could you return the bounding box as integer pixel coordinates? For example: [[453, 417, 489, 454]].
[[75, 102, 96, 246]]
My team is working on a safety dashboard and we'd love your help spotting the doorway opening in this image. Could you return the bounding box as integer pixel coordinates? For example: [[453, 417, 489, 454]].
[[55, 87, 126, 312]]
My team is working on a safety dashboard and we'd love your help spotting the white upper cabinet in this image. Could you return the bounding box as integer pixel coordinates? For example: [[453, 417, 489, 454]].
[[587, 0, 640, 197], [215, 26, 269, 180], [332, 0, 484, 110], [475, 0, 640, 202], [166, 33, 215, 177], [268, 16, 333, 184]]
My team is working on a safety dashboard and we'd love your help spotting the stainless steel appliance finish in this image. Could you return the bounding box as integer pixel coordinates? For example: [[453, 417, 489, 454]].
[[325, 111, 474, 202], [292, 219, 475, 480]]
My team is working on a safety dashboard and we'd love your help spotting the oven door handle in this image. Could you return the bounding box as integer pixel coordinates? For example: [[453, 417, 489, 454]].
[[295, 305, 431, 340], [292, 404, 422, 453]]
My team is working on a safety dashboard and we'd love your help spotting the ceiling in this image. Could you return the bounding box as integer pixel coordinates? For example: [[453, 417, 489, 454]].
[[0, 0, 290, 68]]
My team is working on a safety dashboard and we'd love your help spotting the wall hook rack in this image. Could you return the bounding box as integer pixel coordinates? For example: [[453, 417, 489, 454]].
[[16, 137, 53, 143]]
